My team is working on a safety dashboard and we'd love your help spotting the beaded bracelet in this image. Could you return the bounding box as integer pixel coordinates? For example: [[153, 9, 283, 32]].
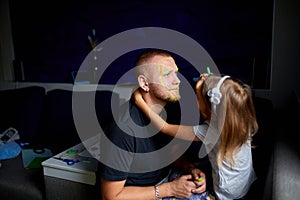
[[154, 185, 160, 200]]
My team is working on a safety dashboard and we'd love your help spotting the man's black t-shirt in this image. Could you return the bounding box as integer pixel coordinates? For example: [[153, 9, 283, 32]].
[[100, 99, 177, 186]]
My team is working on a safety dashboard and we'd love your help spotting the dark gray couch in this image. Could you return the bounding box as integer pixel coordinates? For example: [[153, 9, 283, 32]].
[[0, 86, 120, 200]]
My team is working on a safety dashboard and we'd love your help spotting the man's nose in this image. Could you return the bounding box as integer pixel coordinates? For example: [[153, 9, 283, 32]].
[[173, 73, 181, 85]]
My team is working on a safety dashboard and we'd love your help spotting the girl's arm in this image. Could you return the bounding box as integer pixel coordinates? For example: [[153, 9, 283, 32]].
[[133, 89, 199, 141]]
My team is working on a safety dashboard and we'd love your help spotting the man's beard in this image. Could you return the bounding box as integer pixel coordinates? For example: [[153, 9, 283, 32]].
[[150, 84, 181, 103]]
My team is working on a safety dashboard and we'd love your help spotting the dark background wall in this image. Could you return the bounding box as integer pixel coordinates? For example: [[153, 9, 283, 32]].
[[8, 0, 273, 89], [271, 0, 300, 109], [0, 0, 299, 109]]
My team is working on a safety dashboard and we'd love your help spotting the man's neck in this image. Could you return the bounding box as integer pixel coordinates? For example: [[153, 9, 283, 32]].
[[142, 93, 166, 114]]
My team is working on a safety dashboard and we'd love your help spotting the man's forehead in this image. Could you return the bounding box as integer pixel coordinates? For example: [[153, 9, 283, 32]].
[[151, 56, 178, 71]]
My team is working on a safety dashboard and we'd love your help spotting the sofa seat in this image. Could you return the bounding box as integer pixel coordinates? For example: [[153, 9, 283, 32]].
[[0, 86, 120, 200], [0, 155, 45, 200]]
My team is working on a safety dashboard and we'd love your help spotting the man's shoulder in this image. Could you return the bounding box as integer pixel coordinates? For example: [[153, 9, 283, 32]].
[[118, 100, 145, 124], [104, 100, 144, 135]]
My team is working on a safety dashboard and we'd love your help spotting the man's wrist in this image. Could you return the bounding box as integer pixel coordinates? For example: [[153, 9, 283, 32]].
[[154, 185, 160, 200], [155, 182, 173, 199]]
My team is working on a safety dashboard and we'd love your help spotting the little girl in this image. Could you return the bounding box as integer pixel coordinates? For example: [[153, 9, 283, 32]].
[[133, 74, 258, 200]]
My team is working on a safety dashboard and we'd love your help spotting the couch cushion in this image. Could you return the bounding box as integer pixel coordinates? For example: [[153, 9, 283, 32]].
[[0, 86, 45, 143], [243, 96, 274, 199], [37, 89, 81, 154], [95, 90, 120, 129], [0, 155, 45, 200], [38, 89, 119, 154]]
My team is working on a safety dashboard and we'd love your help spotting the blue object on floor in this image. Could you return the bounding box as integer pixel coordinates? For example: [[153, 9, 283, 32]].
[[0, 141, 22, 160]]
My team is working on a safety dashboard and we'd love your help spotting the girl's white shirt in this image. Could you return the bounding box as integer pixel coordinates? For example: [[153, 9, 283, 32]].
[[193, 122, 256, 200]]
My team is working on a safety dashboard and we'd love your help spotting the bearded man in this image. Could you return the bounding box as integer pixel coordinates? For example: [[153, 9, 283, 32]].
[[100, 49, 206, 200]]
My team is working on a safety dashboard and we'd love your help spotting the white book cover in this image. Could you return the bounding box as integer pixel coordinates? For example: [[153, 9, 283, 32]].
[[42, 136, 100, 185]]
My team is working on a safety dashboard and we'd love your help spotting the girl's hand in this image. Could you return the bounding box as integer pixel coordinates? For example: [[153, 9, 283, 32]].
[[195, 73, 210, 120], [195, 73, 208, 93], [132, 88, 153, 120], [190, 168, 206, 194], [132, 88, 144, 106]]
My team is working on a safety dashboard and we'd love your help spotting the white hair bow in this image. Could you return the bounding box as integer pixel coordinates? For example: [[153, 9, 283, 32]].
[[207, 88, 222, 105], [207, 75, 230, 114]]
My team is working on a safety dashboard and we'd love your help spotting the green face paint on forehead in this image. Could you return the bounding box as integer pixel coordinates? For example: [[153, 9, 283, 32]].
[[160, 65, 172, 76], [155, 57, 179, 75]]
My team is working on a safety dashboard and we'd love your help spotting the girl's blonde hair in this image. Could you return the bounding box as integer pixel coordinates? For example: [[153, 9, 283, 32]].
[[199, 74, 259, 167]]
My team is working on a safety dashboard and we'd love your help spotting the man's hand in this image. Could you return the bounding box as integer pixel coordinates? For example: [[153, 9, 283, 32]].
[[169, 174, 197, 198]]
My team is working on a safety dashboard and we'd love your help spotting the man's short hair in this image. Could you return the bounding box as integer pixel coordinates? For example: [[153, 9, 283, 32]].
[[134, 49, 172, 77]]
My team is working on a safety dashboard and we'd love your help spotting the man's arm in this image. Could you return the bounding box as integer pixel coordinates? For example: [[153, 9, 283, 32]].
[[101, 176, 198, 200], [101, 179, 157, 200]]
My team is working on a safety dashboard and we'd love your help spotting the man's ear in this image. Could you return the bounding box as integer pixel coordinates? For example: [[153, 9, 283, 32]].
[[137, 75, 149, 92]]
